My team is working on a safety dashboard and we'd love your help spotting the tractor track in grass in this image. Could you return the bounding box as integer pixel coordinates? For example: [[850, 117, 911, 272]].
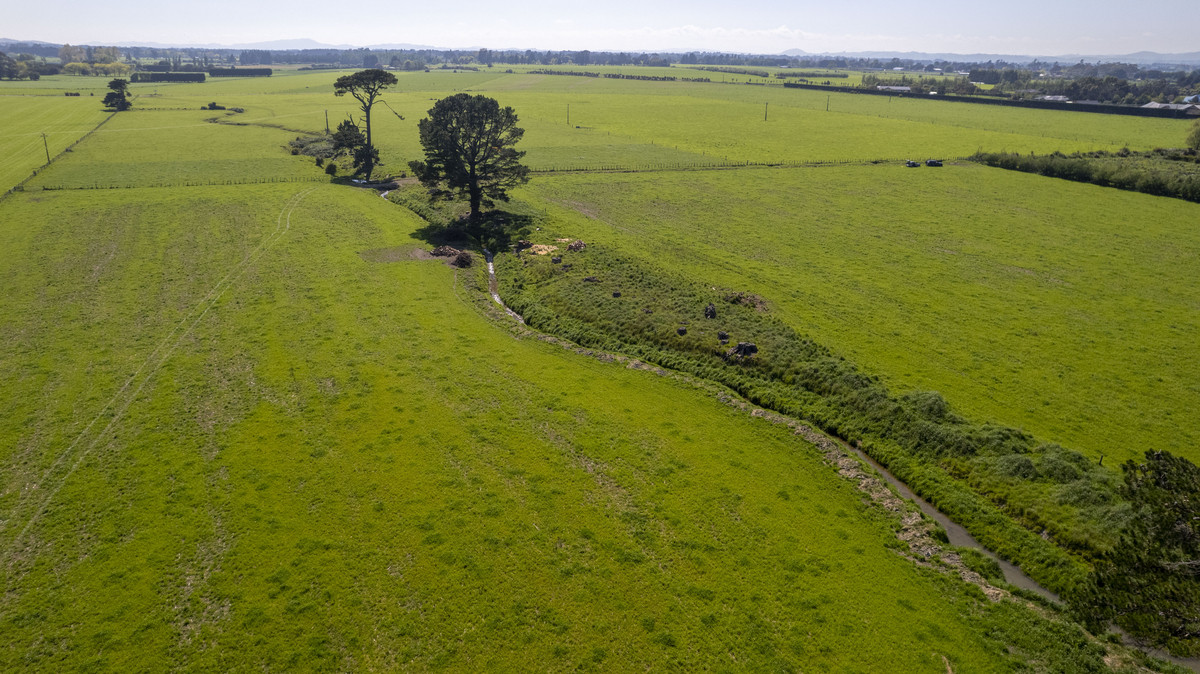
[[0, 187, 317, 578]]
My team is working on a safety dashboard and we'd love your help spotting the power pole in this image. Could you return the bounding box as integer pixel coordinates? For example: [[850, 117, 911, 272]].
[[566, 103, 570, 126], [325, 110, 330, 134], [764, 102, 768, 121], [826, 95, 830, 112], [41, 133, 50, 164]]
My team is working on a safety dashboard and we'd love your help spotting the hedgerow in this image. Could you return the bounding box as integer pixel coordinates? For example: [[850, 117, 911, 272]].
[[130, 72, 206, 83], [971, 149, 1200, 203]]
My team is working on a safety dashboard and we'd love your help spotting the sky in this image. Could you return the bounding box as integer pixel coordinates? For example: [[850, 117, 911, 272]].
[[6, 0, 1198, 56]]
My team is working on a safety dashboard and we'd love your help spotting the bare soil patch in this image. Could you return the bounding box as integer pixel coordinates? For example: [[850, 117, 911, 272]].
[[358, 247, 432, 263]]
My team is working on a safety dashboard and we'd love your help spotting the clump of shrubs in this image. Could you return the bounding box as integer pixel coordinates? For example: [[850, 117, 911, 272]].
[[996, 454, 1038, 480], [290, 134, 337, 160], [452, 251, 474, 267]]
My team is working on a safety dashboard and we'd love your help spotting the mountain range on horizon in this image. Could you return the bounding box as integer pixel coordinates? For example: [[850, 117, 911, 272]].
[[3, 36, 1200, 66]]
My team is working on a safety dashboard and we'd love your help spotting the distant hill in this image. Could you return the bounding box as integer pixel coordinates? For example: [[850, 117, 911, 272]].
[[781, 48, 1200, 67]]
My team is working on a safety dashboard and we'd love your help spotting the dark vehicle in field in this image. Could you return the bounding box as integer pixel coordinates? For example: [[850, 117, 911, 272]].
[[905, 160, 920, 167], [925, 159, 943, 167]]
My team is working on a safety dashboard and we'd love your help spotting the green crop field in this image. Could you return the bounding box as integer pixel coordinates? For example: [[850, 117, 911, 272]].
[[1, 69, 1194, 670]]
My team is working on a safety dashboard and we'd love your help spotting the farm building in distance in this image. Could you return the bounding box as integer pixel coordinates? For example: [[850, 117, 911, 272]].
[[1141, 101, 1200, 115]]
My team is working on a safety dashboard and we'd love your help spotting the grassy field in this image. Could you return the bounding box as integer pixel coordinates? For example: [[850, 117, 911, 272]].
[[10, 70, 1184, 189], [511, 164, 1200, 467], [0, 95, 112, 193], [1, 69, 1195, 669], [24, 109, 320, 189], [0, 182, 1139, 671]]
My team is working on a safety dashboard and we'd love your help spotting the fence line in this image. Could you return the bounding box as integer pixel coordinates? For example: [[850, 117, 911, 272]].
[[24, 175, 330, 192], [1, 109, 119, 204], [529, 156, 965, 174], [16, 157, 971, 193]]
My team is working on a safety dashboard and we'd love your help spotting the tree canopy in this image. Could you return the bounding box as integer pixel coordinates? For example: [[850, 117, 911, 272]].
[[1073, 450, 1200, 656], [102, 78, 131, 111], [333, 69, 398, 180], [408, 93, 529, 221], [1188, 119, 1200, 151], [0, 52, 18, 80], [330, 120, 379, 178]]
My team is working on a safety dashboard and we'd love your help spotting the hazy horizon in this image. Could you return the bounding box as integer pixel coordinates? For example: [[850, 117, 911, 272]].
[[6, 0, 1197, 57]]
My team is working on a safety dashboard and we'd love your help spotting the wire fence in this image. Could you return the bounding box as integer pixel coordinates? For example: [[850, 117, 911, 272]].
[[1, 109, 118, 204], [17, 156, 971, 193], [529, 156, 967, 174], [24, 174, 331, 192]]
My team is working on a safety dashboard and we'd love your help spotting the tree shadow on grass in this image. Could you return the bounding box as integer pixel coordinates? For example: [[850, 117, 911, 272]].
[[410, 210, 535, 253]]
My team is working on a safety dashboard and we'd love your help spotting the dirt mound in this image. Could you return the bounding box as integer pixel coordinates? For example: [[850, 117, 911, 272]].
[[431, 245, 462, 257]]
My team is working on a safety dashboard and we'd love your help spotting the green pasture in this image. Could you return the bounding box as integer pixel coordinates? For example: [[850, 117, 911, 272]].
[[11, 69, 1177, 184], [380, 73, 1186, 165], [24, 108, 321, 189], [0, 181, 1130, 671], [5, 70, 1193, 465], [0, 68, 1195, 669], [0, 95, 111, 193], [515, 164, 1200, 466]]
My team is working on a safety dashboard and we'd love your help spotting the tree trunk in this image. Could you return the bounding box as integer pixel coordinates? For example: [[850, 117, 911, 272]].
[[469, 183, 482, 221], [468, 166, 481, 221], [363, 105, 373, 181]]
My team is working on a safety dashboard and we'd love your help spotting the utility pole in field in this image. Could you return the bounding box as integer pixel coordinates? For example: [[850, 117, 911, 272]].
[[764, 102, 768, 121], [41, 133, 50, 164]]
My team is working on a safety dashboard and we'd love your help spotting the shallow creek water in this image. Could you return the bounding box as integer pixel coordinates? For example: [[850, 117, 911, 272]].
[[844, 444, 1200, 672], [843, 443, 1060, 600]]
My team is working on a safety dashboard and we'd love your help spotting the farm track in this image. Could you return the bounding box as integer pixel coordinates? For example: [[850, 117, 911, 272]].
[[0, 187, 317, 579]]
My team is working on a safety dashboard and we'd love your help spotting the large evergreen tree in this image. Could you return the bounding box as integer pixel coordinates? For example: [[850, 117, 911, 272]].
[[408, 93, 529, 221], [102, 78, 131, 111]]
